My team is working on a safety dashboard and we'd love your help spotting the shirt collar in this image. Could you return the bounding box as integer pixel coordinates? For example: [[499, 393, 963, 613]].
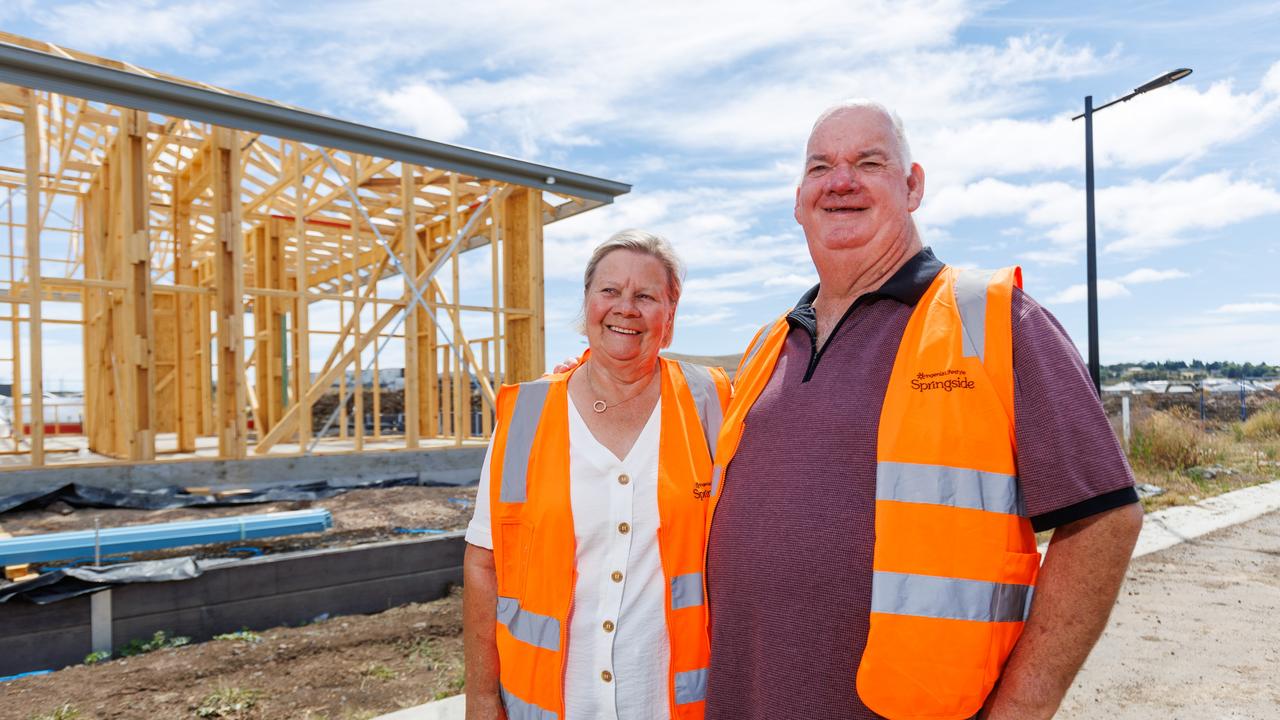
[[792, 246, 944, 310]]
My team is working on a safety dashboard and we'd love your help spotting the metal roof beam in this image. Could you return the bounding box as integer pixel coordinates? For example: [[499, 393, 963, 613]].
[[0, 42, 630, 205]]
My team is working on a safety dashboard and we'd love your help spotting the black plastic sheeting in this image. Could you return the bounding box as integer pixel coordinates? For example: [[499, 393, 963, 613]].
[[0, 475, 439, 515], [0, 556, 203, 605]]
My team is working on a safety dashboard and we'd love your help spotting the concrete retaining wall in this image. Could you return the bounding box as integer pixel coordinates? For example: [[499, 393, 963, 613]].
[[0, 446, 486, 495], [0, 532, 465, 676]]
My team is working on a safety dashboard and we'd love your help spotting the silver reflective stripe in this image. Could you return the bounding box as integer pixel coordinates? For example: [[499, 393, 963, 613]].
[[674, 667, 708, 704], [501, 685, 558, 720], [497, 596, 561, 651], [877, 461, 1025, 516], [678, 361, 722, 462], [871, 571, 1034, 623], [740, 322, 772, 372], [954, 269, 994, 362], [500, 380, 551, 503], [711, 464, 723, 497], [670, 572, 703, 610]]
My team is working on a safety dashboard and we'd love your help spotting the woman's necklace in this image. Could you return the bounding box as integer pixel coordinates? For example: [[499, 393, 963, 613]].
[[584, 364, 656, 413]]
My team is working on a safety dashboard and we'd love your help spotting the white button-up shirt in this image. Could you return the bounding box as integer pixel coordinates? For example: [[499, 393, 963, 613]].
[[466, 398, 670, 720]]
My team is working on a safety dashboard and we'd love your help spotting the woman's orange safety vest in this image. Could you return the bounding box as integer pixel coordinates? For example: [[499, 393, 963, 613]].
[[707, 266, 1039, 720], [490, 356, 730, 720]]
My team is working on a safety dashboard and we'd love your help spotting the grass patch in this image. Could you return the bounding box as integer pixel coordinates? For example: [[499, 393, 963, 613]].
[[83, 650, 110, 665], [195, 687, 261, 718], [1240, 401, 1280, 441], [119, 630, 191, 658], [28, 704, 80, 720], [1122, 406, 1280, 512], [1129, 408, 1219, 471], [213, 629, 263, 644]]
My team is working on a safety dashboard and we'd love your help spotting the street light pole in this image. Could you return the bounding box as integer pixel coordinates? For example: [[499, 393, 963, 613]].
[[1084, 95, 1100, 395], [1073, 68, 1192, 396]]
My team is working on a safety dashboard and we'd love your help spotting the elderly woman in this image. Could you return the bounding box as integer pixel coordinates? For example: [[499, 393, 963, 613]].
[[463, 229, 730, 720]]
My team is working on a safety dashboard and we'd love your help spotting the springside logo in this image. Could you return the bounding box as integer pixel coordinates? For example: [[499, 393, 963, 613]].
[[910, 368, 976, 393]]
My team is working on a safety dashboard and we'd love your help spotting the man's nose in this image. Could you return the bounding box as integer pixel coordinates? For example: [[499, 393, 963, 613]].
[[827, 164, 859, 193]]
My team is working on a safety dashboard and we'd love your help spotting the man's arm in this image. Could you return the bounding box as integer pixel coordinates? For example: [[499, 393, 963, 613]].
[[464, 544, 506, 720], [981, 501, 1144, 719]]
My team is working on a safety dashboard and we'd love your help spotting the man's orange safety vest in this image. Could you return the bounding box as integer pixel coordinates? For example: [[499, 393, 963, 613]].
[[490, 356, 731, 720], [707, 266, 1039, 720]]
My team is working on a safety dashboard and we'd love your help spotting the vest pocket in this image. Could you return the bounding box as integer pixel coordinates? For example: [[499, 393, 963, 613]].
[[497, 519, 533, 598]]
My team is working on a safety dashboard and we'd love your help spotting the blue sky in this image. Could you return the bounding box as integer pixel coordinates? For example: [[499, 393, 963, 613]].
[[2, 0, 1278, 380]]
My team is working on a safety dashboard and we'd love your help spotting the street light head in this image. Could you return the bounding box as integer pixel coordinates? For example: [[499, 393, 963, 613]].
[[1134, 68, 1193, 95]]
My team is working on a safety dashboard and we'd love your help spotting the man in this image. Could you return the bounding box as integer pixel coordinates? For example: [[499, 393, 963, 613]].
[[703, 100, 1143, 720]]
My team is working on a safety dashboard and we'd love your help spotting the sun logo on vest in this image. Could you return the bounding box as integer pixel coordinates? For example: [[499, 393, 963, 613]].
[[692, 480, 712, 500], [910, 369, 976, 393]]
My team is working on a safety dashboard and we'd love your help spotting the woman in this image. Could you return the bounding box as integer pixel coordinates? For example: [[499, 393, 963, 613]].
[[463, 229, 730, 720]]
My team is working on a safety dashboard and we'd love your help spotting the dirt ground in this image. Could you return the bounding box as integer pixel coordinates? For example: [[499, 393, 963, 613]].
[[0, 486, 480, 719], [1, 588, 466, 720], [1058, 507, 1280, 719]]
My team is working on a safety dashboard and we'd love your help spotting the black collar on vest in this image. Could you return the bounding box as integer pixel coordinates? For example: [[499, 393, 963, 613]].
[[787, 247, 945, 333], [784, 247, 944, 382]]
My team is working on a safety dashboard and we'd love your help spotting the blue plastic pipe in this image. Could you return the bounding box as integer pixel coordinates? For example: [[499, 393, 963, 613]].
[[0, 509, 332, 566]]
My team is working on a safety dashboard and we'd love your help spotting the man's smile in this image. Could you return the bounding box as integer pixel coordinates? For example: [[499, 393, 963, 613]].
[[607, 325, 640, 335]]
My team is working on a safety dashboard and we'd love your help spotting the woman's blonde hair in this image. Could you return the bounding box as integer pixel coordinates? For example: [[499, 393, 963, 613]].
[[578, 229, 685, 347]]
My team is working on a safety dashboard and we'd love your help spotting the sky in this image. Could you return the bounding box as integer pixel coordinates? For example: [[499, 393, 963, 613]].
[[1, 0, 1278, 387]]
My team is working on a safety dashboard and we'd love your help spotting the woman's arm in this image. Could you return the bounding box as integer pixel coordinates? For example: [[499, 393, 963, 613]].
[[464, 543, 506, 720]]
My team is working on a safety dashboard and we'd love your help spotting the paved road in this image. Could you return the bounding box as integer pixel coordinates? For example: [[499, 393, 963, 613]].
[[1058, 508, 1280, 719]]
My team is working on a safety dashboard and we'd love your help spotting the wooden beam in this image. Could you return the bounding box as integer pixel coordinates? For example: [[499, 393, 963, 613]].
[[174, 167, 199, 451], [213, 128, 246, 458], [401, 163, 419, 448], [293, 141, 312, 450], [502, 187, 545, 384], [123, 108, 156, 460], [22, 88, 44, 465]]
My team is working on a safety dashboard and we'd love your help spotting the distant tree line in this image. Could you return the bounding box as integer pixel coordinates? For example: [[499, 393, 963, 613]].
[[1101, 360, 1279, 382]]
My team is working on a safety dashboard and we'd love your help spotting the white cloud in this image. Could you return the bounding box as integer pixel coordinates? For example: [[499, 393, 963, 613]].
[[1212, 302, 1280, 314], [920, 172, 1280, 261], [1111, 318, 1280, 363], [1117, 268, 1189, 284], [374, 83, 469, 142], [918, 61, 1280, 186], [33, 0, 245, 56], [1049, 279, 1130, 304]]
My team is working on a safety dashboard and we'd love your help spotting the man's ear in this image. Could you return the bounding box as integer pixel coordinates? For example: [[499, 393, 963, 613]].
[[906, 163, 925, 212]]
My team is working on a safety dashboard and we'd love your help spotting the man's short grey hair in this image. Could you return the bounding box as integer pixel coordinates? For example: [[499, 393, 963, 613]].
[[807, 98, 913, 176], [582, 229, 685, 304]]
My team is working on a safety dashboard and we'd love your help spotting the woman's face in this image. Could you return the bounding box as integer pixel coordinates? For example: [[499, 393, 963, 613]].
[[584, 249, 675, 365]]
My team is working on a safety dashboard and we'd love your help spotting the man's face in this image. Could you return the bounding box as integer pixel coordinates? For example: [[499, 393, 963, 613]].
[[794, 108, 924, 255]]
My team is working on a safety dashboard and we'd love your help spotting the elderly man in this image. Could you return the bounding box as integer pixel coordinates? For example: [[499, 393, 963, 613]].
[[703, 101, 1143, 720]]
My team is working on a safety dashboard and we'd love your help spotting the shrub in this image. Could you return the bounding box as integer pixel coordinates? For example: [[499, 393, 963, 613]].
[[83, 650, 110, 665], [118, 630, 190, 657], [1129, 409, 1215, 471], [1241, 402, 1280, 441]]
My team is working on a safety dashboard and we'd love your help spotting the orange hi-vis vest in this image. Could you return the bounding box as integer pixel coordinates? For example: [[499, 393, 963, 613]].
[[707, 266, 1038, 720], [490, 356, 731, 720]]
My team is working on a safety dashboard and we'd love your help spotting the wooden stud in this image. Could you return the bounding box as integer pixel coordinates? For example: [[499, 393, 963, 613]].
[[213, 127, 246, 458], [23, 88, 44, 465], [401, 163, 419, 448]]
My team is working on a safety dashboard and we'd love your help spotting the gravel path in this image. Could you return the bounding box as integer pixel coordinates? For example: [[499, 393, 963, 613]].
[[1058, 508, 1280, 719]]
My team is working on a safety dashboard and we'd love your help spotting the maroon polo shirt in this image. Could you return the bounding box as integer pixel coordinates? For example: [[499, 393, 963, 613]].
[[704, 248, 1138, 720]]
